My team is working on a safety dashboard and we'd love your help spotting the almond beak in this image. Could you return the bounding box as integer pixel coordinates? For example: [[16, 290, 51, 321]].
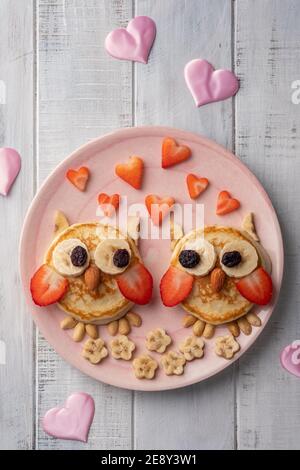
[[210, 267, 226, 293]]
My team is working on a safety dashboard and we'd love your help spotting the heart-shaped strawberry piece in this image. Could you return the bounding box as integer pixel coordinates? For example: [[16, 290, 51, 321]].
[[216, 190, 240, 215], [162, 137, 191, 169], [98, 193, 120, 217], [186, 173, 209, 199], [115, 155, 144, 189], [42, 392, 95, 442], [66, 167, 89, 191], [145, 194, 175, 226], [105, 16, 156, 64]]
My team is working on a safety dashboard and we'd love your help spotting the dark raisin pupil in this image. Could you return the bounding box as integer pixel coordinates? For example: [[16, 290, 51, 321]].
[[113, 249, 130, 268], [179, 250, 200, 269], [222, 250, 242, 268], [71, 245, 88, 267]]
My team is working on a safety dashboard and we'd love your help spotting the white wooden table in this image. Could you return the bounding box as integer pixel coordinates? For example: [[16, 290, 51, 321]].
[[1, 0, 300, 450]]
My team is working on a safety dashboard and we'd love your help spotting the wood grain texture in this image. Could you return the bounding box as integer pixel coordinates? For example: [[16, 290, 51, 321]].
[[235, 0, 300, 450], [0, 0, 35, 450], [133, 0, 235, 450], [37, 0, 133, 449]]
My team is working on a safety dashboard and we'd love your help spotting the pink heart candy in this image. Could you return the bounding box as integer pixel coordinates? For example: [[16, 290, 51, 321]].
[[105, 16, 156, 64], [184, 59, 239, 107], [42, 392, 95, 442], [0, 147, 21, 196], [280, 340, 300, 378]]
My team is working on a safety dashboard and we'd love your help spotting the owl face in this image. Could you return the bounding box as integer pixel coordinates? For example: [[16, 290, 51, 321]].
[[160, 225, 273, 325]]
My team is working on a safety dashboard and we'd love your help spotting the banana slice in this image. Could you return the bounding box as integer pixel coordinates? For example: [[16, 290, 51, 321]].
[[94, 238, 131, 275], [177, 237, 217, 276], [220, 240, 258, 278], [53, 238, 90, 277]]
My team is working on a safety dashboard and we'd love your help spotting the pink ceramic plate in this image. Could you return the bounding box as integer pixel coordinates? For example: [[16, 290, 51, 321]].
[[19, 127, 283, 391]]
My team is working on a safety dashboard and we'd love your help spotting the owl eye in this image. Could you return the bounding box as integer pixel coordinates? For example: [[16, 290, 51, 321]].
[[52, 238, 90, 277], [220, 240, 258, 278], [94, 239, 131, 275], [178, 238, 216, 276]]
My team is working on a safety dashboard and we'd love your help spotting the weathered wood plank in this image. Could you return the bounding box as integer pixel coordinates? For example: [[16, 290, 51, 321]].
[[37, 0, 133, 449], [235, 0, 300, 450], [0, 0, 35, 450], [134, 0, 235, 450]]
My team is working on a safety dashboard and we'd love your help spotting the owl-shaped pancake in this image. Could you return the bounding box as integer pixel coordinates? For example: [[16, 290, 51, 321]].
[[30, 221, 153, 325], [160, 221, 273, 335]]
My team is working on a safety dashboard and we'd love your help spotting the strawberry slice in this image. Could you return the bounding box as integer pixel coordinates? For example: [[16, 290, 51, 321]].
[[98, 193, 120, 217], [30, 264, 69, 307], [236, 267, 273, 305], [116, 262, 153, 305], [66, 167, 89, 191], [145, 194, 175, 226], [216, 190, 240, 215], [115, 155, 144, 190], [162, 137, 191, 168], [160, 266, 194, 307], [186, 174, 209, 199]]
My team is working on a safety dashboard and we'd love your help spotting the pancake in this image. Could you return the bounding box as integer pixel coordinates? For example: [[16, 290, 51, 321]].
[[44, 222, 140, 325], [171, 226, 271, 325]]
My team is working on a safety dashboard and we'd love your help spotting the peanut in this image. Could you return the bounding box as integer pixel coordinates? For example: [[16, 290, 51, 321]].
[[126, 311, 142, 327], [107, 320, 119, 336], [203, 323, 215, 339], [182, 314, 197, 328], [227, 321, 240, 337], [60, 316, 77, 330], [193, 319, 205, 337], [237, 317, 252, 335], [85, 324, 99, 339], [118, 317, 131, 336], [72, 322, 85, 342], [246, 312, 261, 327]]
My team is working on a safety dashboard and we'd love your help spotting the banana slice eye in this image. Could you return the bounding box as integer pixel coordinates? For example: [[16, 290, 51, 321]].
[[52, 238, 90, 277], [94, 239, 131, 275], [220, 240, 258, 278], [177, 238, 216, 276]]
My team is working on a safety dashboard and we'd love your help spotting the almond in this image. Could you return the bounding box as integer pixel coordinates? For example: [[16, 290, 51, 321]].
[[85, 324, 99, 339], [182, 314, 197, 328], [210, 268, 226, 293], [107, 320, 119, 336], [84, 265, 101, 291], [126, 311, 142, 327], [119, 317, 131, 336], [72, 322, 85, 342], [60, 316, 77, 330]]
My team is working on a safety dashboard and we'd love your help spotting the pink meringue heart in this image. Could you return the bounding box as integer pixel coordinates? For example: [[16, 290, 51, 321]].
[[280, 340, 300, 378], [105, 16, 156, 64], [184, 59, 239, 107], [0, 147, 21, 196], [42, 392, 95, 442]]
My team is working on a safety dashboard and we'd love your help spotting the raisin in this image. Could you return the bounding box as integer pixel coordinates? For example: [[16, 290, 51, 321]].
[[70, 245, 88, 267], [222, 250, 242, 267], [179, 250, 200, 269], [113, 249, 130, 268]]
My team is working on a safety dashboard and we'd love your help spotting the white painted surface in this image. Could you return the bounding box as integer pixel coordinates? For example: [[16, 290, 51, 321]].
[[0, 0, 299, 450]]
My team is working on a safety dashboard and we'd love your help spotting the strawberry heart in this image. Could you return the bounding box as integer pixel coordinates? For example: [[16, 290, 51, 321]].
[[280, 341, 300, 378], [184, 59, 239, 107], [0, 147, 21, 196], [186, 174, 209, 199], [145, 194, 175, 226], [162, 137, 191, 169], [98, 193, 120, 217], [105, 16, 156, 64], [42, 393, 95, 442], [216, 190, 240, 215]]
